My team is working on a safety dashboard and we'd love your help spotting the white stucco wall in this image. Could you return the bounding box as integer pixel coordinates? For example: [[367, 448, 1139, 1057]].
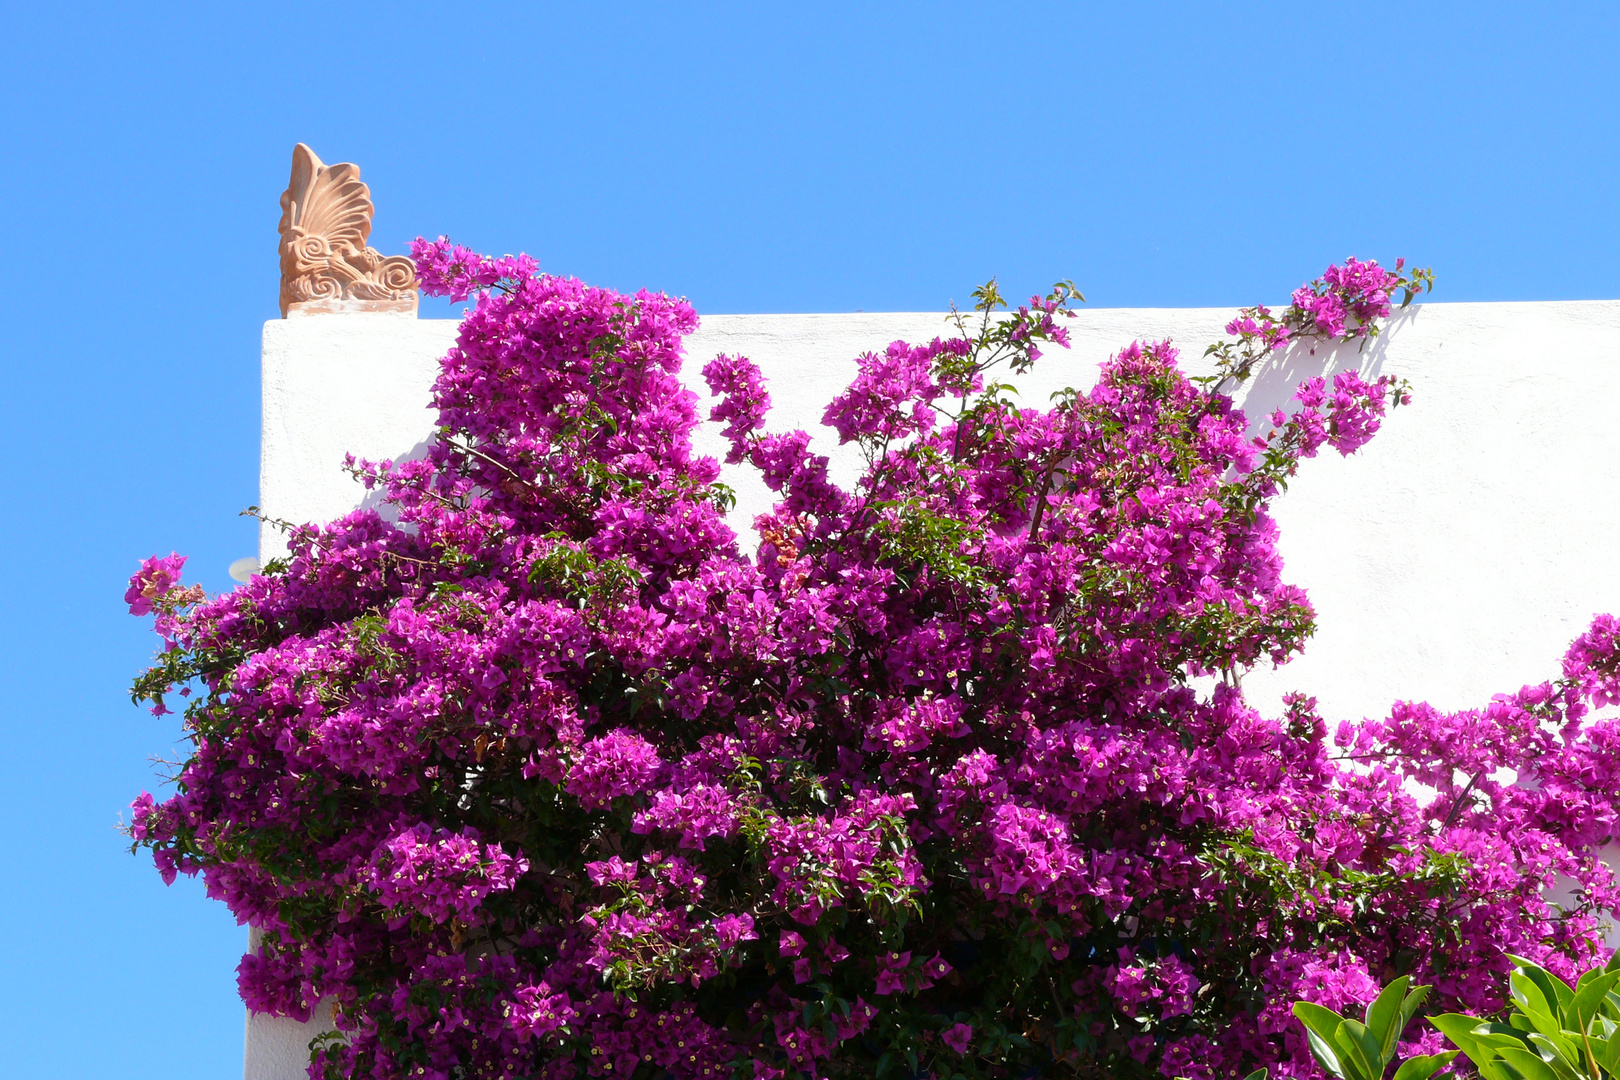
[[253, 300, 1620, 1078]]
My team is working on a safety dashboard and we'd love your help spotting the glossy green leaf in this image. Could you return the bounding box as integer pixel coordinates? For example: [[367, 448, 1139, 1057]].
[[1497, 1044, 1561, 1080], [1301, 1029, 1347, 1078], [1530, 1026, 1582, 1069], [1366, 977, 1412, 1057], [1567, 970, 1620, 1034], [1513, 972, 1568, 1040], [1592, 1028, 1620, 1074], [1510, 955, 1577, 1019], [1524, 1033, 1584, 1080], [1394, 984, 1435, 1064], [1604, 990, 1620, 1022], [1472, 1029, 1534, 1080], [1391, 1050, 1459, 1080], [1477, 1025, 1537, 1051], [1430, 1017, 1530, 1080], [1335, 1018, 1384, 1080], [1293, 1002, 1350, 1079], [1400, 984, 1435, 1033], [1431, 1012, 1505, 1065]]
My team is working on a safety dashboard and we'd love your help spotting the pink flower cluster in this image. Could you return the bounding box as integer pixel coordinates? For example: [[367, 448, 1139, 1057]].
[[124, 552, 188, 616], [366, 824, 527, 925], [408, 235, 539, 303], [125, 244, 1619, 1080], [1104, 949, 1201, 1019], [567, 728, 664, 809], [764, 790, 925, 924], [1209, 256, 1430, 397], [1291, 257, 1404, 339]]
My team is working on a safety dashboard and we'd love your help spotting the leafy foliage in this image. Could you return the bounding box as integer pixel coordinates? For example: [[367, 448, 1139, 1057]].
[[1430, 953, 1620, 1080], [1292, 978, 1457, 1080]]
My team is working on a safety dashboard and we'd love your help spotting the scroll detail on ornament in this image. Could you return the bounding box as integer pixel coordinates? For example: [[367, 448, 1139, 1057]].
[[277, 143, 418, 316]]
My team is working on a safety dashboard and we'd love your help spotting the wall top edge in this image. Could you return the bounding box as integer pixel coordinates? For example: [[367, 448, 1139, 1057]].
[[261, 297, 1620, 332]]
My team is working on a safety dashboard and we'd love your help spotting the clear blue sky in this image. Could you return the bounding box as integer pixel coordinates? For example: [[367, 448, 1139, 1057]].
[[0, 2, 1614, 1076]]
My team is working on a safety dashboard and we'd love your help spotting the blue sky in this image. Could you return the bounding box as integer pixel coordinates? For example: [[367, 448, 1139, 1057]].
[[0, 2, 1614, 1076]]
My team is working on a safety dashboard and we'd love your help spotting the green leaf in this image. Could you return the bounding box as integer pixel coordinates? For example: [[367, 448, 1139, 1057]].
[[1391, 1051, 1459, 1080], [1400, 984, 1435, 1036], [1510, 955, 1577, 1019], [1473, 1028, 1538, 1080], [1334, 1018, 1384, 1080], [1593, 1028, 1620, 1074], [1296, 1002, 1350, 1044], [1241, 1071, 1270, 1080], [1436, 1021, 1529, 1080], [1366, 977, 1413, 1055], [1294, 1003, 1349, 1079], [1565, 969, 1620, 1033], [1430, 1013, 1502, 1064], [1524, 1033, 1583, 1080], [1303, 1032, 1348, 1080], [1537, 1028, 1582, 1068], [1512, 972, 1568, 1040], [1497, 1045, 1561, 1080]]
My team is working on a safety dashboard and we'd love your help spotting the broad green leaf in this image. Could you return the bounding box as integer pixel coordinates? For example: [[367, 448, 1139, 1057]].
[[1477, 1025, 1536, 1050], [1391, 1050, 1459, 1080], [1366, 977, 1412, 1057], [1473, 1026, 1540, 1080], [1431, 1013, 1505, 1065], [1497, 1044, 1561, 1080], [1510, 955, 1577, 1019], [1513, 972, 1568, 1040], [1567, 970, 1620, 1034], [1292, 1003, 1348, 1080], [1524, 1033, 1583, 1080], [1395, 985, 1435, 1060], [1527, 1027, 1582, 1068], [1300, 1028, 1346, 1078], [1334, 1018, 1384, 1080], [1401, 985, 1435, 1031], [1295, 1002, 1351, 1050], [1593, 1028, 1620, 1074], [1241, 1071, 1269, 1080]]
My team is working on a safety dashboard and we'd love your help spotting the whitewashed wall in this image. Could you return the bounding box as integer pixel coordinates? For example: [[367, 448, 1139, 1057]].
[[252, 300, 1620, 1078]]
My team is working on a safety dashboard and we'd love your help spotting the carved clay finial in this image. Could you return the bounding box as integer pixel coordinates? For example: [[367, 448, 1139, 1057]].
[[277, 144, 418, 316]]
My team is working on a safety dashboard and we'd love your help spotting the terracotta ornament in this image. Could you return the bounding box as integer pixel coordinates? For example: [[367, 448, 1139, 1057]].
[[277, 143, 418, 316]]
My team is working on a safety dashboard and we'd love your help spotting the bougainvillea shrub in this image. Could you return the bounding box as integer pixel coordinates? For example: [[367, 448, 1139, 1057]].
[[128, 246, 1620, 1080]]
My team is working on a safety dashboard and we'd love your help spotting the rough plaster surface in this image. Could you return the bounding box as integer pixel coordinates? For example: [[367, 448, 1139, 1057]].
[[252, 300, 1620, 1078]]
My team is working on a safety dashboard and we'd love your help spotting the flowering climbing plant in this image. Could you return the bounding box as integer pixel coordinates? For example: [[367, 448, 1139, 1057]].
[[128, 243, 1620, 1080]]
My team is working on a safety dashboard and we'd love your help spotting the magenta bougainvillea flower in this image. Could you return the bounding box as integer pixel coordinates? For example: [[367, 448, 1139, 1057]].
[[126, 248, 1620, 1080]]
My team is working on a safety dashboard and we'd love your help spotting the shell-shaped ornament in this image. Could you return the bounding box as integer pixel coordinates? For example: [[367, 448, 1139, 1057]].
[[276, 144, 418, 316]]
